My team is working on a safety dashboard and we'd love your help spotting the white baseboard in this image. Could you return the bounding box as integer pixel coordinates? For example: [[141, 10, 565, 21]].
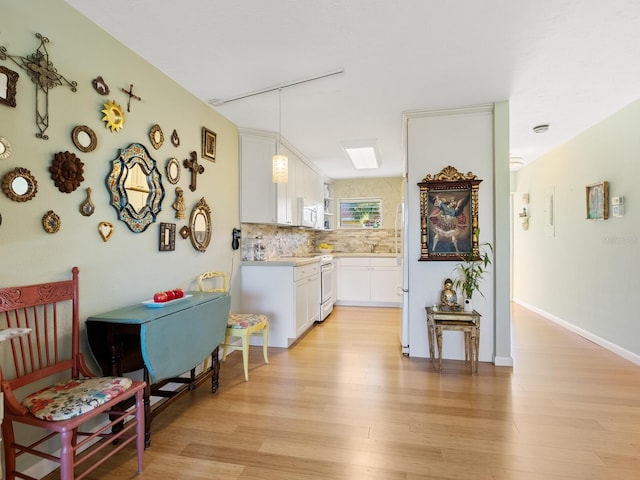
[[513, 298, 640, 367], [493, 355, 514, 367]]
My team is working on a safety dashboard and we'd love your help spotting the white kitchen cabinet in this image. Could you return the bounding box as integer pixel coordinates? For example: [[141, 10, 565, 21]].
[[240, 133, 277, 224], [323, 181, 334, 230], [241, 262, 320, 348], [295, 263, 320, 336], [337, 257, 402, 306], [276, 145, 298, 226]]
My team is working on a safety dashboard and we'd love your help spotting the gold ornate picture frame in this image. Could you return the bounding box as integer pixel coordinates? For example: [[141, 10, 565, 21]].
[[201, 127, 216, 161], [418, 166, 482, 261]]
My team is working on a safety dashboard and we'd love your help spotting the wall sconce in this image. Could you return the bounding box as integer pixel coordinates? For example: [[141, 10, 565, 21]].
[[519, 193, 530, 230]]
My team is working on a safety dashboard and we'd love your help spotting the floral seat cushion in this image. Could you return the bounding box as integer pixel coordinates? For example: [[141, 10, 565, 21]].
[[228, 313, 267, 329], [22, 377, 133, 421]]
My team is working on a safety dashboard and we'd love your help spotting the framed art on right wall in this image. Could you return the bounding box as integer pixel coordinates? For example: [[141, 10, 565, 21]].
[[586, 181, 609, 220]]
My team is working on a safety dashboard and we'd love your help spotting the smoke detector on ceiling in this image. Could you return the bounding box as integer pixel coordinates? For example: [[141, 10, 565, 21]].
[[533, 124, 549, 133]]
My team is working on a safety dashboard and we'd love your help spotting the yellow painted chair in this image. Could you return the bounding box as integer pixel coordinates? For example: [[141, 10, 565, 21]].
[[197, 272, 269, 381]]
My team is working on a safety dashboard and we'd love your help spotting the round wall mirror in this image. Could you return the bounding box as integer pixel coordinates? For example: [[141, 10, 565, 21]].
[[189, 197, 212, 252], [72, 125, 97, 153], [2, 167, 38, 202], [106, 143, 165, 233], [166, 157, 180, 184]]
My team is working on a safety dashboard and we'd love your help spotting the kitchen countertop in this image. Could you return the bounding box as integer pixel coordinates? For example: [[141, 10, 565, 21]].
[[241, 252, 398, 267]]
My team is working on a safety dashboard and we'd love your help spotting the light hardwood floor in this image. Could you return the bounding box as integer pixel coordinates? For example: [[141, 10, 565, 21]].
[[53, 304, 640, 479]]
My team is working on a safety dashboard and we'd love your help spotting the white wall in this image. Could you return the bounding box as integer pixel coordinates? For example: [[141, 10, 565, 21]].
[[405, 104, 511, 363], [513, 100, 640, 363]]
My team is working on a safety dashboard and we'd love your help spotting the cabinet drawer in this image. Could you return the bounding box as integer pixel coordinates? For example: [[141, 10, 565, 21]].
[[295, 263, 320, 281], [338, 257, 370, 267], [371, 257, 399, 267]]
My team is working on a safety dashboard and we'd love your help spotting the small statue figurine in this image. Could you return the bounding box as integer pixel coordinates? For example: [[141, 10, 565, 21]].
[[173, 187, 185, 219], [440, 278, 458, 307]]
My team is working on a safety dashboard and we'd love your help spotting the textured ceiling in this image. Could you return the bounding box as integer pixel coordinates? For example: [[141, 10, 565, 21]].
[[65, 0, 640, 179]]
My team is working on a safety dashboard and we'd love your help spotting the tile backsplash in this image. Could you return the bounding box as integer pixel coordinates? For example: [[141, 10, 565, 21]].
[[241, 223, 400, 260]]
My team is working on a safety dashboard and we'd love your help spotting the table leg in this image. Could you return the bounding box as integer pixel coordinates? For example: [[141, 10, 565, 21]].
[[210, 346, 220, 393], [436, 326, 443, 373], [428, 319, 435, 368], [143, 367, 152, 448]]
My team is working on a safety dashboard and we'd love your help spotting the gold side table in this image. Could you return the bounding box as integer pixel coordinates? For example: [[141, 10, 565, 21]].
[[425, 306, 481, 374]]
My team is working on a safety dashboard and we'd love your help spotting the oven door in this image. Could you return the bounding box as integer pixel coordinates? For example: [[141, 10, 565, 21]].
[[321, 263, 335, 305]]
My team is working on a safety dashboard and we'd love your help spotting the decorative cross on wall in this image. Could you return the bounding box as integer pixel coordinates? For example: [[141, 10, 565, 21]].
[[120, 84, 141, 112], [183, 151, 204, 192], [0, 33, 77, 140]]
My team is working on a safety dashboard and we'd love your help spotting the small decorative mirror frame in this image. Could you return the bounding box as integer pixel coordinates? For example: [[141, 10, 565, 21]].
[[0, 136, 11, 159], [149, 124, 164, 150], [418, 166, 482, 261], [42, 210, 61, 234], [189, 197, 212, 252], [2, 167, 38, 202], [72, 125, 97, 152], [106, 143, 165, 233], [159, 222, 176, 251], [101, 100, 125, 132], [166, 157, 180, 184], [0, 65, 19, 107]]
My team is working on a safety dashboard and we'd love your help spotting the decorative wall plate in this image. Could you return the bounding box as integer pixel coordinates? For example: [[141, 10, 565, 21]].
[[2, 167, 37, 202], [50, 151, 84, 193], [42, 210, 61, 234], [101, 100, 125, 132], [171, 129, 180, 147], [179, 225, 190, 239], [149, 124, 164, 149], [72, 125, 97, 153], [80, 187, 95, 216], [98, 221, 114, 242], [0, 136, 11, 159]]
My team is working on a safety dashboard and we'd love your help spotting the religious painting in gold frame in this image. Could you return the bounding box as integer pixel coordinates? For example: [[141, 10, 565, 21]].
[[418, 166, 482, 261]]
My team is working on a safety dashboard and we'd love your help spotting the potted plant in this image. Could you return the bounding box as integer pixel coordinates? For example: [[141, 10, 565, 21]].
[[453, 240, 493, 312]]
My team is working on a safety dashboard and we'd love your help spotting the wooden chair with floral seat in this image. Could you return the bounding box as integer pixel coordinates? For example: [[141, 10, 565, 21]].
[[197, 271, 269, 381], [0, 267, 146, 480]]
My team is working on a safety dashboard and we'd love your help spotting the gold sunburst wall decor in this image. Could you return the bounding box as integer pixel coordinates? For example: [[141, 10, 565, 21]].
[[101, 99, 125, 132]]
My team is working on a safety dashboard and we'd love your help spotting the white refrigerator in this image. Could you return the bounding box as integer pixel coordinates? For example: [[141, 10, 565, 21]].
[[395, 197, 410, 356]]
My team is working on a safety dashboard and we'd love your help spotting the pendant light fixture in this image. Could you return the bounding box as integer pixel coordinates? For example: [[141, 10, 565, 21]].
[[272, 88, 288, 183]]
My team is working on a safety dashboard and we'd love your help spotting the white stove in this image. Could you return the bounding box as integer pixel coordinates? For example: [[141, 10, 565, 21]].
[[318, 255, 336, 322]]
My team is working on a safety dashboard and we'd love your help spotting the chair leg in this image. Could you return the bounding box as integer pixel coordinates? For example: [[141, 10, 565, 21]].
[[59, 429, 74, 480], [262, 323, 269, 364], [135, 389, 145, 472], [221, 334, 231, 361], [3, 422, 16, 480], [241, 334, 249, 381]]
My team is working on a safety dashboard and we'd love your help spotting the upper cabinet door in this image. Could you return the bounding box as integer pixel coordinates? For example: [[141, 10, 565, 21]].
[[240, 134, 277, 224]]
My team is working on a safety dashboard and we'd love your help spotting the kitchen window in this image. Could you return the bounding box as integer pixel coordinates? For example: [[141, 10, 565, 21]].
[[338, 198, 382, 228]]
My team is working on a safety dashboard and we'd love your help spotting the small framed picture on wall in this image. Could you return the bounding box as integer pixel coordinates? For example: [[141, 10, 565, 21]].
[[586, 181, 608, 220], [201, 127, 216, 162]]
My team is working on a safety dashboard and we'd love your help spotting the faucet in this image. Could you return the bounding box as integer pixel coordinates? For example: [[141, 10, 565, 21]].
[[370, 243, 378, 253]]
